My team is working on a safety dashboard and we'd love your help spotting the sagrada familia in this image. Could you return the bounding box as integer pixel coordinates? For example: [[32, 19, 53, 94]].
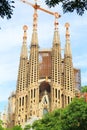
[[7, 3, 81, 128]]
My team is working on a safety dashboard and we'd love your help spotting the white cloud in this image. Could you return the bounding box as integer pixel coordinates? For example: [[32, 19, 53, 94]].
[[0, 28, 21, 51], [0, 63, 18, 84], [73, 54, 87, 68], [0, 84, 15, 102]]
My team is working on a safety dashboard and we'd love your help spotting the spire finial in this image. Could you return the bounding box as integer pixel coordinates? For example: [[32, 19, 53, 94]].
[[33, 12, 38, 31], [65, 22, 70, 38], [54, 12, 61, 30], [23, 25, 28, 31], [53, 13, 61, 45], [20, 25, 28, 58], [23, 25, 28, 40], [33, 0, 38, 31], [31, 8, 38, 46], [64, 23, 72, 57]]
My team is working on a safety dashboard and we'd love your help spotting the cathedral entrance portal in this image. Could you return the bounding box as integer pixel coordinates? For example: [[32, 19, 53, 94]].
[[39, 81, 51, 116]]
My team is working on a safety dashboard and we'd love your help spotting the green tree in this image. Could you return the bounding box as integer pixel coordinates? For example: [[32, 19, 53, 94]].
[[81, 85, 87, 92], [32, 109, 63, 130], [0, 120, 4, 130], [0, 120, 3, 125], [24, 124, 31, 130], [12, 125, 23, 130], [45, 0, 87, 15], [62, 98, 87, 130], [0, 0, 14, 19], [0, 125, 4, 130], [32, 98, 87, 130]]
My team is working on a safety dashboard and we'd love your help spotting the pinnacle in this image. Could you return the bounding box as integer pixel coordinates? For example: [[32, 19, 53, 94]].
[[23, 25, 28, 31]]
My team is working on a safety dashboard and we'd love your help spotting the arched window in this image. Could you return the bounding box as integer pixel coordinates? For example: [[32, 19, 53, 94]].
[[22, 97, 24, 106], [19, 98, 21, 107]]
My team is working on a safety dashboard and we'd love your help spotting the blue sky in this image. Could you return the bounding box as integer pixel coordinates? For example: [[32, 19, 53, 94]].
[[0, 0, 87, 112]]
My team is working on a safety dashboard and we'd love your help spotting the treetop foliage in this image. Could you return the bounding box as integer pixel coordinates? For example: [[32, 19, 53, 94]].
[[45, 0, 87, 15], [0, 0, 15, 19], [81, 85, 87, 92], [32, 98, 87, 130], [62, 98, 87, 130], [24, 124, 31, 130], [12, 125, 23, 130], [0, 0, 87, 20]]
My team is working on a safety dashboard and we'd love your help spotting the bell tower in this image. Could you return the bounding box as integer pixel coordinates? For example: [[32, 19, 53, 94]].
[[63, 23, 75, 107], [51, 18, 62, 110], [15, 25, 28, 125], [28, 7, 39, 118]]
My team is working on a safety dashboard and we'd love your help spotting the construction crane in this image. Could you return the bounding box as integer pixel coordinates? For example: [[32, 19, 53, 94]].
[[20, 0, 61, 18], [20, 0, 61, 29]]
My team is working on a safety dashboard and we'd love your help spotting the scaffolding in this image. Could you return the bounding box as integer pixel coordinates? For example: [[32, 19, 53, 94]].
[[74, 68, 81, 92]]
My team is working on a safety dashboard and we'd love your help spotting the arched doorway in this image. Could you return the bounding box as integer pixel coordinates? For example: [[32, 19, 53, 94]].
[[39, 81, 51, 116], [39, 81, 51, 101]]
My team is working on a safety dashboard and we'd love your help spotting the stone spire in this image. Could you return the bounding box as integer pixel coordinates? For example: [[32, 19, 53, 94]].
[[51, 18, 62, 110], [15, 25, 28, 125], [53, 14, 61, 46], [28, 8, 39, 85], [20, 25, 28, 58], [30, 10, 38, 47], [16, 25, 28, 93], [63, 23, 75, 107], [64, 23, 72, 57], [51, 19, 61, 84], [28, 8, 39, 118]]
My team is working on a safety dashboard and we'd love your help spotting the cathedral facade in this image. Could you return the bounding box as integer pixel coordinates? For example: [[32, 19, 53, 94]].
[[13, 18, 81, 126]]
